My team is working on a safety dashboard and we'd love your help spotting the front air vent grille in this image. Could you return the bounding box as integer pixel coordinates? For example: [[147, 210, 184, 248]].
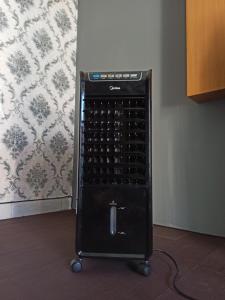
[[80, 96, 148, 186]]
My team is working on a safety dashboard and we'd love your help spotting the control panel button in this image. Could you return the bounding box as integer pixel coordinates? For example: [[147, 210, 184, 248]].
[[108, 73, 115, 79], [123, 73, 130, 79], [91, 73, 100, 80], [100, 74, 107, 79], [115, 73, 122, 79], [130, 73, 138, 79]]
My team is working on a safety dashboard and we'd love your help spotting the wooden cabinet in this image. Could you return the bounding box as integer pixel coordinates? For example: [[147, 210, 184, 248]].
[[186, 0, 225, 101]]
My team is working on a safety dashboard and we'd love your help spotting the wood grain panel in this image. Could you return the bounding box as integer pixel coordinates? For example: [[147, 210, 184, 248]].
[[186, 0, 225, 100]]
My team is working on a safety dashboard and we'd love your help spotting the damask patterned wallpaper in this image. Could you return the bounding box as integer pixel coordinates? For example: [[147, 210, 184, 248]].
[[0, 0, 78, 206]]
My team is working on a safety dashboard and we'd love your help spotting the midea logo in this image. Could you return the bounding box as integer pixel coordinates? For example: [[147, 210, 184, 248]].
[[109, 85, 121, 91]]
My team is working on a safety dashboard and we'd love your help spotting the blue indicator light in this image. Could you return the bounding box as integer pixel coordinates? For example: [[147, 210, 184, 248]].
[[92, 73, 100, 79]]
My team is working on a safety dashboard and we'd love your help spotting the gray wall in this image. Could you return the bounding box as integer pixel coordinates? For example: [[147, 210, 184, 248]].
[[76, 0, 225, 237]]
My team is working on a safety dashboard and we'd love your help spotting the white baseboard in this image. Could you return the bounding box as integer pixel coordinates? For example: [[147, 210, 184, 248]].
[[0, 197, 72, 220]]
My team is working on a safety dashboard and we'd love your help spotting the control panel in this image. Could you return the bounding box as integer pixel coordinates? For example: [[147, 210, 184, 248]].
[[88, 71, 142, 81]]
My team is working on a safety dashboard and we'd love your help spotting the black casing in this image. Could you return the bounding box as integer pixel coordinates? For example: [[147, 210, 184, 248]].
[[75, 70, 152, 260]]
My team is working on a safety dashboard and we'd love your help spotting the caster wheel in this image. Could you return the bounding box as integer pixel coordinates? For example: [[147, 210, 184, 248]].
[[70, 259, 82, 273], [128, 261, 151, 277], [141, 264, 151, 276]]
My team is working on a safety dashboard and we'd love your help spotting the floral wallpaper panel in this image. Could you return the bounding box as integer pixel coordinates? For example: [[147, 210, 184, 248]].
[[0, 0, 78, 203]]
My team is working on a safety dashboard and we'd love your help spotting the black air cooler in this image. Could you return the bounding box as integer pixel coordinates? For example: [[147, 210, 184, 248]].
[[71, 70, 152, 275]]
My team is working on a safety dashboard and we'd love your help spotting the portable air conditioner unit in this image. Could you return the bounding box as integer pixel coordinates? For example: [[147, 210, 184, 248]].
[[71, 70, 152, 275]]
